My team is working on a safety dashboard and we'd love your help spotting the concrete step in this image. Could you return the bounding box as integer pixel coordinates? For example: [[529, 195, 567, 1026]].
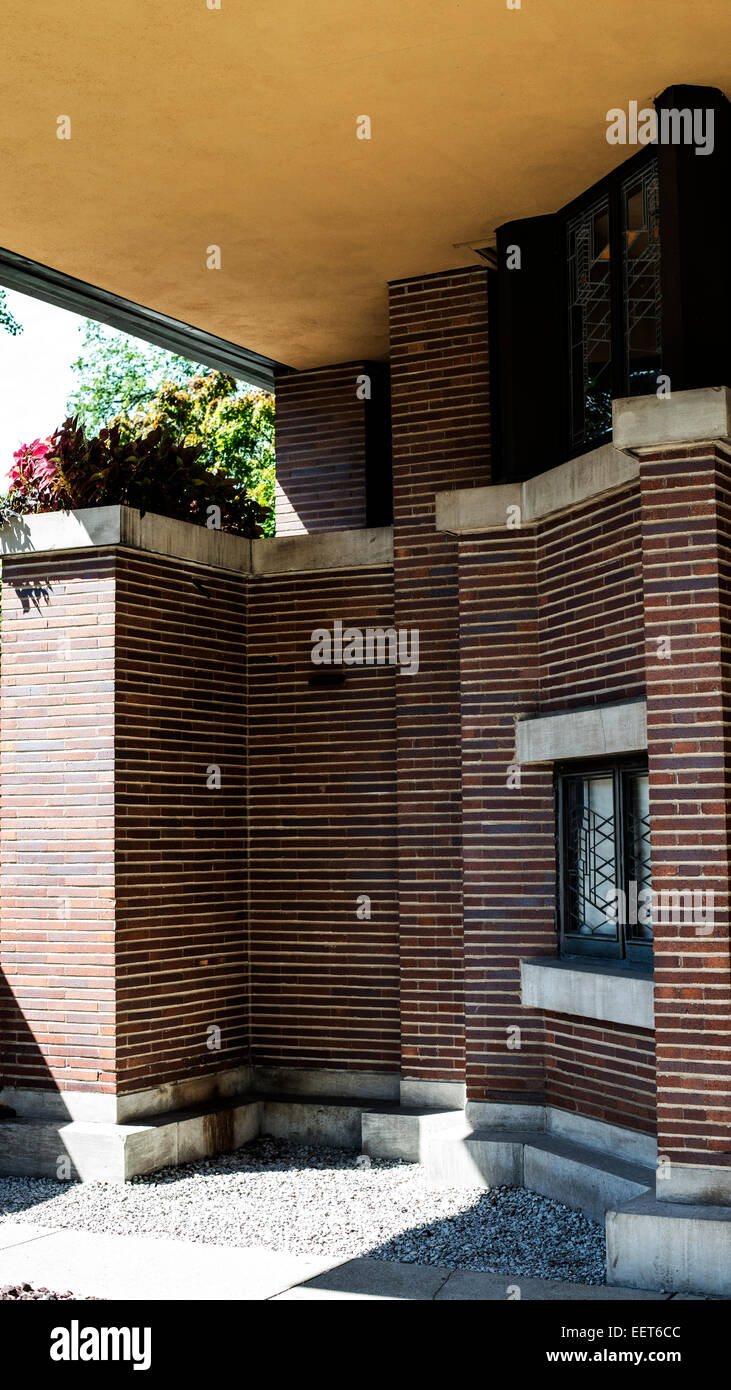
[[361, 1105, 470, 1162], [0, 1095, 261, 1181], [256, 1091, 397, 1151], [523, 1133, 654, 1221], [607, 1193, 731, 1297], [422, 1126, 653, 1220]]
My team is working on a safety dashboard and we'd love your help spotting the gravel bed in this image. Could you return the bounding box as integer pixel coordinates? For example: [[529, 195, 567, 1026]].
[[0, 1138, 605, 1284]]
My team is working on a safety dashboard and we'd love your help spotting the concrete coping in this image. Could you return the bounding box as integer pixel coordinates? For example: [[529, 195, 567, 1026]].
[[435, 386, 731, 536], [0, 505, 394, 576], [613, 384, 731, 455], [251, 525, 393, 576], [521, 957, 654, 1031], [435, 442, 638, 535], [515, 699, 647, 765]]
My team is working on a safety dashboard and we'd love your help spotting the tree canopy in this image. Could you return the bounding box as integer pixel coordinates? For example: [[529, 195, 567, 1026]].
[[67, 321, 275, 532]]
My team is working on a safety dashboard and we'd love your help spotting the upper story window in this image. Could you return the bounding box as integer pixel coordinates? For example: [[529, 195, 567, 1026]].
[[556, 758, 652, 968], [492, 84, 729, 484], [567, 158, 662, 451]]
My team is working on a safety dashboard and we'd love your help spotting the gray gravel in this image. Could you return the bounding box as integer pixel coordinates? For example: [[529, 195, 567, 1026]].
[[0, 1137, 605, 1284]]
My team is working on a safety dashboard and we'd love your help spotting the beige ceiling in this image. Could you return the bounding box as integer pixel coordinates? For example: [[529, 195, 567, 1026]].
[[1, 1, 729, 372]]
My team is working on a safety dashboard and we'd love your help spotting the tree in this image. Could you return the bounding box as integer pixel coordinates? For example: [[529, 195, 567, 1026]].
[[114, 372, 275, 527], [67, 320, 201, 432], [67, 321, 276, 533], [0, 288, 22, 336]]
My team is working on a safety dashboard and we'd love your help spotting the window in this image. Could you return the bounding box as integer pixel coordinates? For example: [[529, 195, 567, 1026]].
[[556, 758, 652, 967], [566, 154, 661, 452], [493, 84, 729, 485]]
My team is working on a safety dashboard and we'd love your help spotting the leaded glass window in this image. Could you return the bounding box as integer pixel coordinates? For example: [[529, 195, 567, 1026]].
[[623, 163, 662, 397], [568, 199, 613, 448], [564, 152, 662, 454], [557, 760, 653, 966]]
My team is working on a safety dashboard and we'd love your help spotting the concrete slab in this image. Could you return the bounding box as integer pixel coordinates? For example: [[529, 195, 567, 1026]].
[[523, 1136, 653, 1222], [0, 1228, 338, 1301], [0, 1221, 58, 1251], [361, 1107, 469, 1162], [272, 1287, 399, 1300], [515, 699, 647, 767], [0, 1226, 683, 1301], [435, 1269, 665, 1301], [274, 1256, 449, 1301]]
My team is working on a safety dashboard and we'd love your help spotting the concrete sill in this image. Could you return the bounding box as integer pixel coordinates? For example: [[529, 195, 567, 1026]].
[[521, 957, 654, 1030]]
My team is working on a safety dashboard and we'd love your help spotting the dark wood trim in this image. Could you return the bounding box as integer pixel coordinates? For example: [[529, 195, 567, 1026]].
[[655, 84, 731, 392], [0, 245, 285, 389]]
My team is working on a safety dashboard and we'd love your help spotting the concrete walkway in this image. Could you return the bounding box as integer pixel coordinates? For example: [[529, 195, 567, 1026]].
[[0, 1220, 694, 1301]]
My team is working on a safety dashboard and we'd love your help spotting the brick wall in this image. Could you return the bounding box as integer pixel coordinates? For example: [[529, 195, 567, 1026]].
[[114, 552, 248, 1094], [640, 443, 731, 1171], [0, 549, 249, 1099], [247, 565, 400, 1072], [0, 554, 116, 1093], [537, 487, 645, 712], [459, 527, 553, 1103], [457, 480, 656, 1120], [545, 1015, 657, 1134], [274, 364, 371, 536], [389, 265, 491, 1083]]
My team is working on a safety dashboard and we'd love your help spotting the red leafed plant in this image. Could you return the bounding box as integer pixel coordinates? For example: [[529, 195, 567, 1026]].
[[9, 437, 57, 502], [1, 418, 268, 536]]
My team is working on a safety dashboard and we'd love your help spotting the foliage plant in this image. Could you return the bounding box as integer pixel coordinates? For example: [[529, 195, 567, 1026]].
[[0, 418, 268, 537], [67, 323, 275, 534]]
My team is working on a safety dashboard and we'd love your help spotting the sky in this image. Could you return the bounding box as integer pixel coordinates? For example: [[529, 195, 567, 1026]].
[[0, 288, 85, 484]]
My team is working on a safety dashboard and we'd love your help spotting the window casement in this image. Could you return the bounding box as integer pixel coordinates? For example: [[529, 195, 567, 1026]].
[[556, 758, 652, 968], [566, 156, 662, 452], [493, 83, 730, 484]]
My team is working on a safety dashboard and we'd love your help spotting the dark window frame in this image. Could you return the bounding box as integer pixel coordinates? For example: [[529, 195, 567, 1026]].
[[560, 146, 661, 461], [555, 754, 653, 969]]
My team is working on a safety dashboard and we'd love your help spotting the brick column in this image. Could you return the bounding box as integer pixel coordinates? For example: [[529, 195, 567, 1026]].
[[0, 526, 248, 1112], [275, 363, 375, 535], [0, 553, 117, 1095], [389, 265, 490, 1094], [640, 441, 731, 1203], [458, 525, 553, 1107]]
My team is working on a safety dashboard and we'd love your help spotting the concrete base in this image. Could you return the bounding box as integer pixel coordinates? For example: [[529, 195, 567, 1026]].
[[421, 1128, 653, 1221], [607, 1194, 731, 1297], [399, 1078, 466, 1110], [3, 1082, 729, 1297], [0, 1066, 253, 1124], [655, 1162, 731, 1207], [362, 1107, 468, 1162], [0, 1099, 261, 1181]]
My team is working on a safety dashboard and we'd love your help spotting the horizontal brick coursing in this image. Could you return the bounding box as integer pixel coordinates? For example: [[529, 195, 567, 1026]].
[[458, 482, 653, 1121], [274, 365, 371, 536], [537, 486, 645, 712], [247, 566, 400, 1072], [545, 1015, 657, 1134], [390, 266, 491, 1082], [640, 444, 731, 1167], [114, 552, 248, 1094], [0, 555, 116, 1092]]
